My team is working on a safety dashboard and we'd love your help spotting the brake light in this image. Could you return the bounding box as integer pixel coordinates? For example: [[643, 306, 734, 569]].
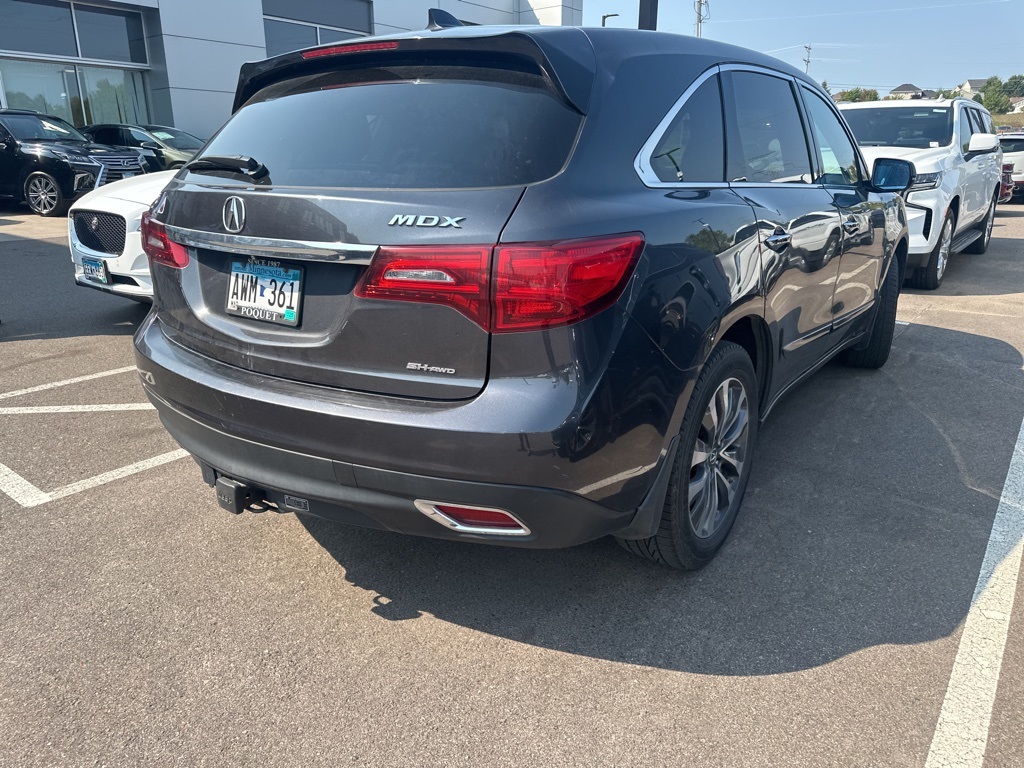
[[354, 234, 644, 332], [141, 210, 189, 269], [493, 234, 644, 332], [301, 41, 400, 59], [355, 245, 491, 328]]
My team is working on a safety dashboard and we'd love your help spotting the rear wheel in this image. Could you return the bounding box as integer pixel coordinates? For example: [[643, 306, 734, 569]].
[[843, 256, 899, 369], [910, 209, 954, 290], [964, 191, 997, 254], [24, 173, 68, 217], [617, 342, 757, 570]]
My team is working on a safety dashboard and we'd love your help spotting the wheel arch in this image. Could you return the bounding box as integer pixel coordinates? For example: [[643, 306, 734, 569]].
[[717, 313, 771, 414]]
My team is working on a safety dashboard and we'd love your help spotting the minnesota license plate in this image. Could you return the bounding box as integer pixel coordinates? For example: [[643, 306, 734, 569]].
[[82, 256, 108, 284], [226, 259, 303, 326]]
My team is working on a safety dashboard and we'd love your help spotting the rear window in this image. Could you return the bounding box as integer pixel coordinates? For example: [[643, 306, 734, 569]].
[[192, 66, 583, 189], [842, 107, 953, 149], [1000, 138, 1024, 153]]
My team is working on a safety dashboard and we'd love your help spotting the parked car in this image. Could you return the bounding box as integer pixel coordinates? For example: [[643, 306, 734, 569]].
[[81, 123, 204, 172], [1000, 132, 1024, 201], [135, 20, 912, 570], [0, 109, 147, 216], [69, 170, 176, 302], [1000, 162, 1015, 203], [840, 98, 1002, 289]]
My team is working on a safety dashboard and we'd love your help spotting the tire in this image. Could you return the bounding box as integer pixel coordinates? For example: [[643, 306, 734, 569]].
[[617, 342, 758, 570], [24, 172, 69, 217], [910, 209, 954, 290], [963, 191, 997, 254], [843, 256, 899, 369]]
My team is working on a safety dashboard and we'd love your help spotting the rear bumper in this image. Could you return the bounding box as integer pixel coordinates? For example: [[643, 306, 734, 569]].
[[150, 390, 636, 548], [134, 313, 677, 548]]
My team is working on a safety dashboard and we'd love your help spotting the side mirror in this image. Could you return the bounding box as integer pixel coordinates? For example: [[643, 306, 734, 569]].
[[140, 141, 161, 150], [968, 133, 999, 154], [870, 157, 916, 192]]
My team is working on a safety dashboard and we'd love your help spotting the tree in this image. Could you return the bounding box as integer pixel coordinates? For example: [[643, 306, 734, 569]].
[[841, 87, 879, 103], [821, 80, 831, 95], [982, 76, 1011, 114], [1004, 74, 1024, 98]]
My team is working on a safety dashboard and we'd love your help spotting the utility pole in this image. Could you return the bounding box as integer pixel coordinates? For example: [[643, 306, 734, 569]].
[[803, 44, 812, 74], [638, 0, 659, 30], [695, 0, 710, 38], [601, 13, 619, 26]]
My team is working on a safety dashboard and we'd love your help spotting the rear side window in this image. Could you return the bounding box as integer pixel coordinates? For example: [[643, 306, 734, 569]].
[[726, 71, 812, 183], [1001, 138, 1024, 153], [649, 74, 725, 183], [194, 67, 583, 189]]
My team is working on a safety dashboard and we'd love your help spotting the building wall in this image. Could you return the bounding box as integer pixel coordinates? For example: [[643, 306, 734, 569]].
[[374, 1, 581, 35]]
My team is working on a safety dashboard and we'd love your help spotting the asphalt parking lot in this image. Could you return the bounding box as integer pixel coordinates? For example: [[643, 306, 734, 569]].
[[1, 199, 1023, 767]]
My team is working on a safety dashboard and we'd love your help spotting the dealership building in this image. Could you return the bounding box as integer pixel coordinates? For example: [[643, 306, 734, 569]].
[[0, 0, 584, 139]]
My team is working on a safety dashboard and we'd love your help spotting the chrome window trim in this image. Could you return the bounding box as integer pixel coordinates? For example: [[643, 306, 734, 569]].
[[164, 224, 378, 264], [635, 63, 810, 190]]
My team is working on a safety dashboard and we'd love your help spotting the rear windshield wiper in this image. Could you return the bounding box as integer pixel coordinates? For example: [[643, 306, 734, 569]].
[[184, 154, 269, 180]]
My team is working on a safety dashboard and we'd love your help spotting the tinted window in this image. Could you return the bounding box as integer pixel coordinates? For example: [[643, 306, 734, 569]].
[[316, 27, 359, 44], [91, 127, 121, 144], [0, 0, 77, 58], [1, 113, 88, 141], [262, 0, 371, 32], [726, 72, 812, 183], [802, 87, 860, 186], [842, 107, 953, 148], [194, 68, 582, 189], [264, 18, 317, 57], [75, 5, 146, 64], [650, 75, 724, 183], [1000, 137, 1024, 153]]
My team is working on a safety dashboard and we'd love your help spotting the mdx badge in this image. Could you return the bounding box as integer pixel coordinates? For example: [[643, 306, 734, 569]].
[[223, 196, 246, 233], [389, 214, 465, 228]]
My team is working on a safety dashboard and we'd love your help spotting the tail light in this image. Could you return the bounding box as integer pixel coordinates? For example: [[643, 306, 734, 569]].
[[141, 211, 189, 269], [301, 41, 399, 59], [355, 233, 644, 333]]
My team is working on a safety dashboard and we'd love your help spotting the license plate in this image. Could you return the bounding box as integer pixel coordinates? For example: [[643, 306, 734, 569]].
[[82, 256, 108, 284], [226, 259, 303, 327]]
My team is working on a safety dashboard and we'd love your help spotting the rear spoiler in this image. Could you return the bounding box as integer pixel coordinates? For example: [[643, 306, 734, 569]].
[[232, 28, 596, 115]]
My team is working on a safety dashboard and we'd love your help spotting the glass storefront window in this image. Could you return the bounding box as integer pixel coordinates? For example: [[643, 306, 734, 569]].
[[316, 27, 358, 45], [79, 66, 147, 124], [0, 58, 148, 127], [0, 0, 78, 58], [0, 0, 146, 64], [75, 5, 147, 65], [264, 19, 318, 58], [0, 59, 83, 124]]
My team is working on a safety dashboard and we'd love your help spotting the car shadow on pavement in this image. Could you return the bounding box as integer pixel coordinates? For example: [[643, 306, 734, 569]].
[[0, 229, 149, 341], [298, 322, 1023, 676]]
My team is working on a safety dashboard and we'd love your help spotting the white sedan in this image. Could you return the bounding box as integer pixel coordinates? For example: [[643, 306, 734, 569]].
[[68, 170, 176, 302]]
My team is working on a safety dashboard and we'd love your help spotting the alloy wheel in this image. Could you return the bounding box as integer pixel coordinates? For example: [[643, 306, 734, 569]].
[[27, 176, 59, 215], [936, 217, 953, 282], [689, 377, 750, 539], [983, 200, 995, 247]]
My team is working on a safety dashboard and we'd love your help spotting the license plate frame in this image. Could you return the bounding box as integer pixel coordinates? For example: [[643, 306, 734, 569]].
[[82, 256, 108, 284], [226, 259, 304, 327]]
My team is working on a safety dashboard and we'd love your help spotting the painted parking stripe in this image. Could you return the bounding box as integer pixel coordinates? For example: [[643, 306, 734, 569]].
[[0, 366, 137, 400], [925, 417, 1024, 767], [0, 450, 189, 508], [0, 404, 154, 414]]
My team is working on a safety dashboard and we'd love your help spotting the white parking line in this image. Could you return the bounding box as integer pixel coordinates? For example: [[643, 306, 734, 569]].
[[0, 404, 154, 414], [0, 450, 189, 508], [0, 366, 137, 400], [925, 418, 1024, 767]]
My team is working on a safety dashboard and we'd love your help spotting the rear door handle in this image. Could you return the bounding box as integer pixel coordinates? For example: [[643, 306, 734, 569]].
[[764, 231, 792, 252], [842, 217, 859, 234]]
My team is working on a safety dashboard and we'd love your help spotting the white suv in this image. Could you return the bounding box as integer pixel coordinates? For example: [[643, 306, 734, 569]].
[[841, 99, 1002, 289]]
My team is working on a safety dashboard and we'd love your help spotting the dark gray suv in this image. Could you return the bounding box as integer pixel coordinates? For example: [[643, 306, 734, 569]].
[[135, 20, 913, 569]]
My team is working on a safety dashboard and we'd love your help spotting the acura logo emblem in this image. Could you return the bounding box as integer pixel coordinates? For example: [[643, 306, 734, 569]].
[[223, 196, 245, 233]]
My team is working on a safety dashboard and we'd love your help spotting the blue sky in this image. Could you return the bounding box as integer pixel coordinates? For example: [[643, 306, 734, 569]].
[[581, 0, 1022, 93]]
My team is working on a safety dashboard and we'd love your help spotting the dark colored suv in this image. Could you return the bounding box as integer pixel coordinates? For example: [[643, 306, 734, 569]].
[[81, 123, 204, 171], [0, 110, 148, 216], [135, 22, 912, 569]]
